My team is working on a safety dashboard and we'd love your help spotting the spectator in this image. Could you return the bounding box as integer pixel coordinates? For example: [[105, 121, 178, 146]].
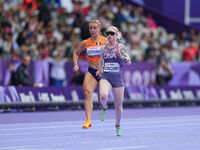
[[1, 0, 200, 89], [48, 52, 67, 86], [0, 0, 197, 64], [8, 63, 17, 85], [3, 62, 18, 86], [155, 45, 173, 85], [182, 40, 199, 61], [146, 13, 157, 29], [144, 39, 156, 61], [15, 55, 40, 87]]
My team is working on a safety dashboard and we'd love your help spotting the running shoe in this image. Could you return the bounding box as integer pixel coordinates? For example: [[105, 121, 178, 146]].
[[82, 120, 92, 129], [115, 125, 122, 136], [100, 108, 107, 121]]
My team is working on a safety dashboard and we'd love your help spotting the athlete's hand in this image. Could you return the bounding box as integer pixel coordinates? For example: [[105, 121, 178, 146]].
[[122, 53, 131, 64], [73, 65, 79, 72], [96, 70, 102, 78]]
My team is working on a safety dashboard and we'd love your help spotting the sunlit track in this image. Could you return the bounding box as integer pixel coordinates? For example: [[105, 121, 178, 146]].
[[0, 116, 200, 133], [0, 114, 200, 128], [0, 108, 200, 150]]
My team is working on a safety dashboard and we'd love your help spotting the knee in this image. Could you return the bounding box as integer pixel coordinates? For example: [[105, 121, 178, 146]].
[[84, 89, 93, 99], [100, 93, 108, 101], [115, 104, 123, 112]]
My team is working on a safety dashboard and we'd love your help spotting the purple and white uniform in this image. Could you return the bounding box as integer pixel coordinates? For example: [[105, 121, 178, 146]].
[[101, 43, 124, 87]]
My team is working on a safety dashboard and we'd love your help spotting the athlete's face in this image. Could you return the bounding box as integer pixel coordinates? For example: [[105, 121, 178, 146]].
[[89, 23, 100, 38], [106, 27, 117, 42]]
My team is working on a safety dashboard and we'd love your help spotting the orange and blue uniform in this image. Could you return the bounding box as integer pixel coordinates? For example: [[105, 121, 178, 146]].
[[85, 35, 106, 81], [82, 35, 106, 129]]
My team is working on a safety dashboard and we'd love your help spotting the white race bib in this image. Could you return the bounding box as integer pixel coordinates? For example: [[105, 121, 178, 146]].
[[104, 62, 120, 72], [87, 47, 101, 57]]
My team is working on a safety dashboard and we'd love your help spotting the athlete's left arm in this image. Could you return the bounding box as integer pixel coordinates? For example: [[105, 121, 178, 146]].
[[118, 44, 131, 65]]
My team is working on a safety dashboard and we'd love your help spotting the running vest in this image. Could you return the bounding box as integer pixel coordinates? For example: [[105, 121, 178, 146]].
[[103, 42, 123, 74], [85, 35, 105, 62]]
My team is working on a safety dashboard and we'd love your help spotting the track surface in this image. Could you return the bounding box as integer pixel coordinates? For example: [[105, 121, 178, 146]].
[[0, 107, 200, 150]]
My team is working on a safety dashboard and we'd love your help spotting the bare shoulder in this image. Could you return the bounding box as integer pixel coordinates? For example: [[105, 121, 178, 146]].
[[103, 37, 108, 45], [100, 45, 106, 52], [80, 40, 87, 47]]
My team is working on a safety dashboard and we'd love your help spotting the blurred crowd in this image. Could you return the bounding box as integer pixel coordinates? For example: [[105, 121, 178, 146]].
[[0, 0, 200, 63]]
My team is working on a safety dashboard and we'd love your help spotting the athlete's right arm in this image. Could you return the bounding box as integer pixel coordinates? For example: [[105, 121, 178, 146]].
[[73, 40, 86, 72], [97, 46, 105, 77]]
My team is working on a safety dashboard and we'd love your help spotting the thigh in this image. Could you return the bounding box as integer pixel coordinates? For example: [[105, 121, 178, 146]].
[[83, 72, 98, 94], [112, 87, 124, 104], [99, 79, 112, 97]]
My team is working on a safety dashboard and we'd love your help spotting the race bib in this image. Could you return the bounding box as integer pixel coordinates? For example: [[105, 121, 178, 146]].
[[87, 47, 101, 57], [104, 62, 120, 72]]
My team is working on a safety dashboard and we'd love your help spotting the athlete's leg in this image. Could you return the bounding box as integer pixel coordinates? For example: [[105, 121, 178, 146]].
[[83, 72, 98, 127], [113, 86, 124, 126], [99, 79, 112, 121], [99, 79, 112, 109], [113, 86, 124, 136]]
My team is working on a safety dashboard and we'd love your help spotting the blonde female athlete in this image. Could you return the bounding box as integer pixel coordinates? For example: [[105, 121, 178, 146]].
[[97, 26, 131, 136], [73, 19, 107, 129]]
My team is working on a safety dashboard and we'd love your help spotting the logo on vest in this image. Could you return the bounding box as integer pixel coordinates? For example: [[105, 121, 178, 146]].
[[104, 52, 117, 59], [96, 42, 101, 45]]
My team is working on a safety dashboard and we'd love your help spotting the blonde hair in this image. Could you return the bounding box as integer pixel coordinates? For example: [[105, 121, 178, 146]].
[[89, 19, 101, 28], [108, 26, 122, 42], [89, 19, 102, 36]]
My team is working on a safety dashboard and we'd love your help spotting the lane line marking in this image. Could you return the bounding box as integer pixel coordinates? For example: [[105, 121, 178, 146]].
[[0, 114, 200, 127], [1, 117, 200, 131], [95, 146, 148, 150], [0, 122, 200, 138], [0, 146, 33, 150]]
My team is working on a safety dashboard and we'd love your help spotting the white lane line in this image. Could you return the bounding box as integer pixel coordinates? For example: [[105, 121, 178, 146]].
[[0, 135, 72, 143], [0, 136, 150, 149], [0, 134, 146, 145], [0, 124, 80, 131], [1, 117, 200, 131], [0, 115, 200, 127], [0, 143, 68, 150], [0, 138, 147, 150], [0, 146, 33, 150], [0, 122, 200, 137], [95, 146, 148, 150]]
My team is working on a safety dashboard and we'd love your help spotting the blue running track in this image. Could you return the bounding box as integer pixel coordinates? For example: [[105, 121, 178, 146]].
[[0, 107, 200, 150]]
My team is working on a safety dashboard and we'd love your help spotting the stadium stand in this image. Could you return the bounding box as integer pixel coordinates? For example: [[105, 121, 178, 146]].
[[0, 0, 200, 112]]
